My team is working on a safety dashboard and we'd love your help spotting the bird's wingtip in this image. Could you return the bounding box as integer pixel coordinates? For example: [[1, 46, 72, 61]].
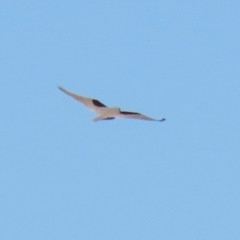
[[58, 86, 65, 91], [158, 118, 166, 122]]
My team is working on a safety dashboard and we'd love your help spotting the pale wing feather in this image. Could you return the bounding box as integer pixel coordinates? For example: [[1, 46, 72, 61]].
[[58, 86, 107, 113], [120, 114, 157, 121]]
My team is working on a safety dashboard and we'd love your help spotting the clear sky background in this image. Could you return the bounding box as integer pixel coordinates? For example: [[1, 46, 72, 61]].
[[1, 1, 240, 239]]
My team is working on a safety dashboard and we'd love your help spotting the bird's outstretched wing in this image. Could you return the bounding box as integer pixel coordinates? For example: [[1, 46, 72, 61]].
[[119, 111, 165, 122], [58, 86, 107, 113]]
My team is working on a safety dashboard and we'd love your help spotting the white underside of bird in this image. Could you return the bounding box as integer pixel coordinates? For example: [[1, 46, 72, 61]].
[[58, 87, 165, 122]]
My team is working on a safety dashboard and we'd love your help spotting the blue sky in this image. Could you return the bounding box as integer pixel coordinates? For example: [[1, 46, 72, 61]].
[[1, 1, 240, 239]]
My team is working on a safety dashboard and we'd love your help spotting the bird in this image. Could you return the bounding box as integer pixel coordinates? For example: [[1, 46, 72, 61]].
[[58, 86, 166, 122]]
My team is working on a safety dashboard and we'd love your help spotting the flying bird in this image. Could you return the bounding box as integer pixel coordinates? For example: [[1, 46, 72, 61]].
[[58, 86, 165, 122]]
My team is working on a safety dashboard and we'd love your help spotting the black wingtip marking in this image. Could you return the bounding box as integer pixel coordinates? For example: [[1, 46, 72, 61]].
[[92, 99, 107, 107], [58, 86, 67, 93], [120, 111, 140, 115], [102, 117, 115, 120], [158, 118, 166, 122]]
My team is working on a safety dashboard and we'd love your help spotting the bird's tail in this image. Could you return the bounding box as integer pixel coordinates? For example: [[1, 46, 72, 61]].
[[92, 116, 104, 122]]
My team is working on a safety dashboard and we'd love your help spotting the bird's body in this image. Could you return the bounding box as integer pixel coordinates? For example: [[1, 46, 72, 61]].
[[58, 86, 165, 122]]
